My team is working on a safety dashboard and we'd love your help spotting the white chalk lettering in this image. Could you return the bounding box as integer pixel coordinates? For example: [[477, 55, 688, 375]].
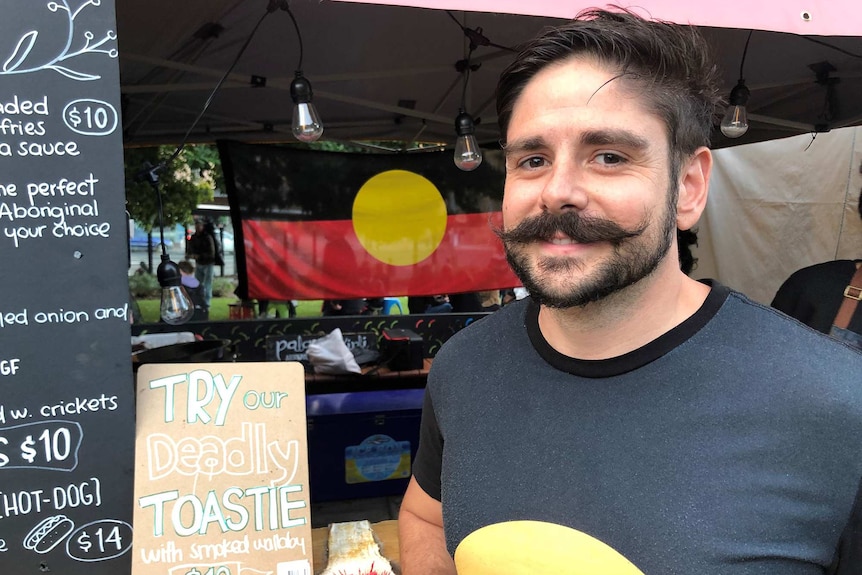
[[51, 220, 110, 239], [33, 308, 89, 324], [0, 199, 100, 222], [138, 540, 183, 563], [0, 118, 45, 136], [26, 174, 98, 204], [0, 359, 20, 376], [0, 95, 49, 115], [138, 484, 306, 537], [0, 489, 45, 518], [16, 140, 79, 157], [94, 303, 128, 321], [145, 422, 300, 484], [0, 309, 28, 328], [4, 225, 45, 247], [189, 533, 250, 560], [40, 394, 119, 417], [52, 478, 102, 511], [148, 370, 241, 426]]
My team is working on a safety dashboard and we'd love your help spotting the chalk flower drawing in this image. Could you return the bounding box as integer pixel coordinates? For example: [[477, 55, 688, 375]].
[[1, 0, 117, 81]]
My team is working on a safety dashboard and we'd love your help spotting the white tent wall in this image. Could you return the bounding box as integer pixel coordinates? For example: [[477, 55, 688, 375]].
[[692, 127, 862, 304]]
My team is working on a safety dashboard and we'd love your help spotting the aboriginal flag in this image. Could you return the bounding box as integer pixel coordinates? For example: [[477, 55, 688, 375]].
[[218, 140, 520, 301]]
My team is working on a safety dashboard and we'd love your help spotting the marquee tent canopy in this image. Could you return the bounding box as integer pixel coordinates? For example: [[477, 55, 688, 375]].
[[114, 0, 862, 150]]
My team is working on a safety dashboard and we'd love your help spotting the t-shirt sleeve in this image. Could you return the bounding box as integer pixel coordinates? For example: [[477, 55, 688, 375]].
[[412, 388, 443, 501]]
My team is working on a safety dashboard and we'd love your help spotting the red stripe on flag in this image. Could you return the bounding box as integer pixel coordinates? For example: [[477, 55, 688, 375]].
[[243, 212, 520, 300]]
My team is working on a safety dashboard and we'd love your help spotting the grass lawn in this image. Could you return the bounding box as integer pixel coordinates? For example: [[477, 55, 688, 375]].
[[136, 297, 406, 323]]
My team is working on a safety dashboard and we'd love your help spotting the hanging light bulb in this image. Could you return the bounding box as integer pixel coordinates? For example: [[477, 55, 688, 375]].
[[137, 162, 194, 326], [290, 71, 323, 142], [157, 254, 194, 325], [454, 110, 482, 171], [721, 79, 751, 139]]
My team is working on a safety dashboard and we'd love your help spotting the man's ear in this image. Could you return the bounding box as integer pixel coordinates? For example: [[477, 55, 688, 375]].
[[676, 146, 712, 230]]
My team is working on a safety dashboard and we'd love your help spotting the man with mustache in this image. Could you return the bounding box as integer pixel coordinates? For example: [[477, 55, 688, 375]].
[[398, 8, 862, 575]]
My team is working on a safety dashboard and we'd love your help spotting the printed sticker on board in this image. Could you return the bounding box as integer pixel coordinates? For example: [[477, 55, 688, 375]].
[[345, 434, 411, 484]]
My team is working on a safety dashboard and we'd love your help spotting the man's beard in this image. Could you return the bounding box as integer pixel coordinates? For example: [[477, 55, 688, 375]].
[[496, 200, 676, 309]]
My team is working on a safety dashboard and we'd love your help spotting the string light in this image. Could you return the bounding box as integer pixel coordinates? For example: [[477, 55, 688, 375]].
[[454, 109, 482, 170], [138, 162, 194, 325], [281, 2, 323, 142], [721, 31, 753, 139], [134, 3, 324, 324], [452, 17, 482, 171]]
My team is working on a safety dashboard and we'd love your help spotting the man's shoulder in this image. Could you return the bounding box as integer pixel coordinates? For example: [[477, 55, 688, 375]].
[[724, 288, 862, 367], [433, 300, 528, 362]]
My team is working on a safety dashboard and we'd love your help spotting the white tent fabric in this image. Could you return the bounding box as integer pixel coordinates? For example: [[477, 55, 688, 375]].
[[693, 127, 862, 304]]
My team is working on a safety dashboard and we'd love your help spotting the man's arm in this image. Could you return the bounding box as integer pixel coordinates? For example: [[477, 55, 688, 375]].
[[399, 476, 455, 575]]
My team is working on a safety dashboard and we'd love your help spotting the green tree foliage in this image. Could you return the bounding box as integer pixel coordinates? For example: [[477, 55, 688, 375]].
[[184, 144, 224, 192], [124, 145, 219, 233]]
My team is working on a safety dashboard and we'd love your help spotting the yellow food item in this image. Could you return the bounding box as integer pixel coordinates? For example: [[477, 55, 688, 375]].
[[454, 520, 645, 575]]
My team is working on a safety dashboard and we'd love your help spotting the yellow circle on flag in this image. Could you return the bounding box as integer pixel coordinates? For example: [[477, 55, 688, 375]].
[[352, 169, 447, 266]]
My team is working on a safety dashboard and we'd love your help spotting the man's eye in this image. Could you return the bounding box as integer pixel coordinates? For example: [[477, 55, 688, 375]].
[[595, 153, 624, 165], [520, 157, 546, 169]]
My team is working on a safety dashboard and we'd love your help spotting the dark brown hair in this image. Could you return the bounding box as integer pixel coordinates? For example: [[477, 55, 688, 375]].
[[496, 7, 720, 177]]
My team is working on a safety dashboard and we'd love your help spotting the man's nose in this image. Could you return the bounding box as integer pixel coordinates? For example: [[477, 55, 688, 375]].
[[540, 159, 589, 213]]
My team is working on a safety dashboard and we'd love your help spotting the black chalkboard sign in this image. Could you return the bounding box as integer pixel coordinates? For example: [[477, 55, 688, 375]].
[[0, 2, 134, 574]]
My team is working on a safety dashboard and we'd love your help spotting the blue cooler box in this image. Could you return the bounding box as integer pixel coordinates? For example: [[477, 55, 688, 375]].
[[305, 388, 425, 502]]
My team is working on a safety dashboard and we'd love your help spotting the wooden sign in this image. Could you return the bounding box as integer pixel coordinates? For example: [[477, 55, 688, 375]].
[[0, 1, 135, 573], [133, 362, 313, 575]]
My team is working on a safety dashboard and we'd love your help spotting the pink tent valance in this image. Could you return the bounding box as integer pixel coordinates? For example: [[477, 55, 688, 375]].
[[333, 0, 862, 36]]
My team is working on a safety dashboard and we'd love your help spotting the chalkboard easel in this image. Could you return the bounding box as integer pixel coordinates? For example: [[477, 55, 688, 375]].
[[0, 1, 134, 573]]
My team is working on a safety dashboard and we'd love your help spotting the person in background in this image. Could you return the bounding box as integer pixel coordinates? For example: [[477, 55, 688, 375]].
[[408, 296, 434, 314], [321, 299, 367, 316], [771, 194, 862, 348], [407, 295, 453, 314], [258, 299, 298, 318], [447, 292, 484, 313], [500, 288, 517, 306], [186, 218, 217, 310], [398, 8, 862, 575], [178, 260, 207, 321], [426, 295, 453, 314], [365, 297, 386, 314], [477, 290, 501, 312]]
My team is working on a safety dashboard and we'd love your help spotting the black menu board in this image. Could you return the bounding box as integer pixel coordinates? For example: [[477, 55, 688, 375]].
[[0, 1, 134, 573]]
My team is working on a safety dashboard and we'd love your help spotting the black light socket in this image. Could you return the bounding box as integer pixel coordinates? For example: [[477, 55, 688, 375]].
[[729, 79, 750, 106], [455, 110, 476, 136], [290, 71, 313, 104], [157, 254, 182, 288]]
